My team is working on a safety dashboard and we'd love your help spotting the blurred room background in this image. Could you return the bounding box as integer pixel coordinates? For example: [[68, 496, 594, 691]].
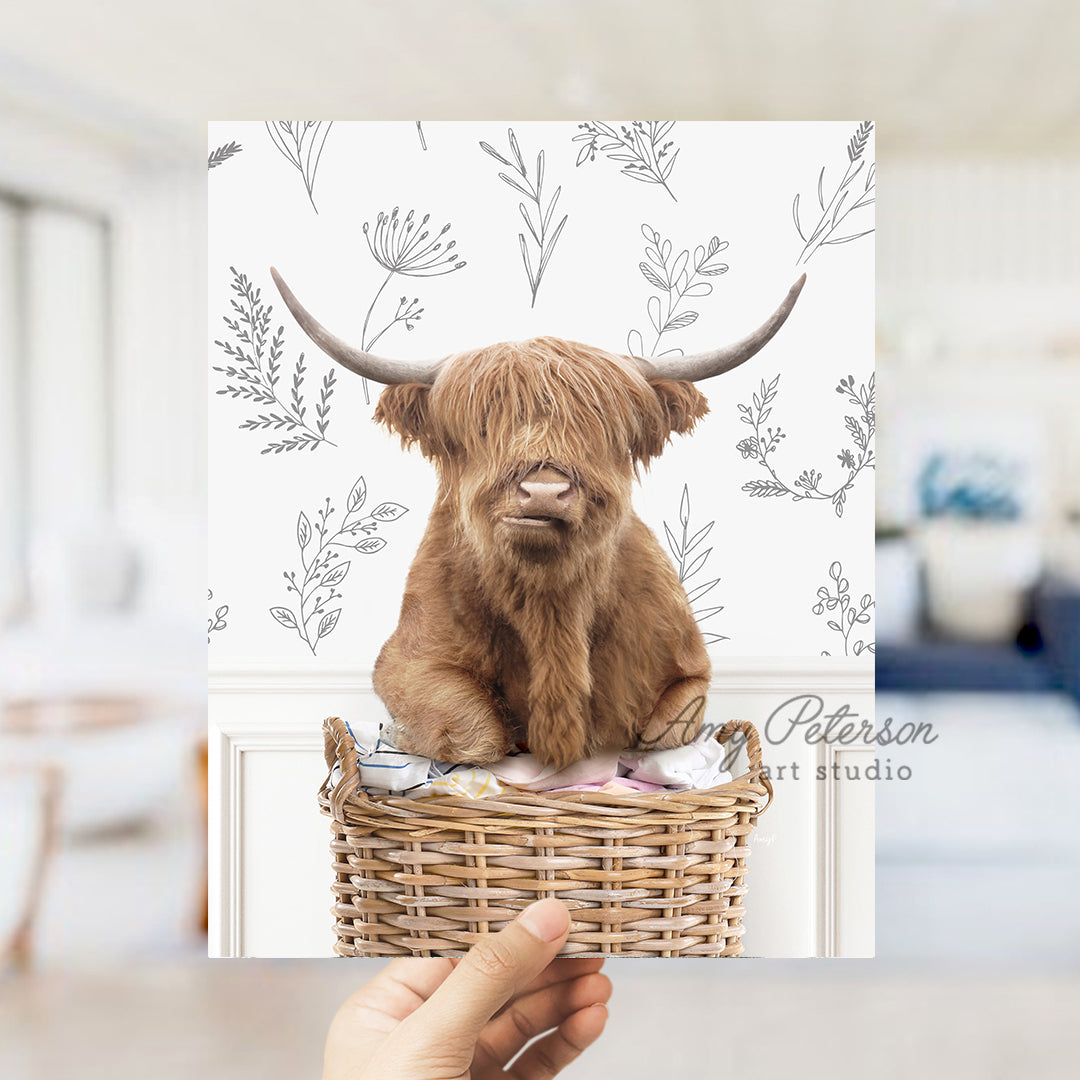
[[2, 2, 1079, 1078], [875, 157, 1080, 968]]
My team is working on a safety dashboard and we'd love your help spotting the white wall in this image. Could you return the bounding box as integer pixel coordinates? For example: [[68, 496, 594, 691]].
[[208, 120, 875, 666], [207, 120, 876, 957], [877, 158, 1080, 555], [0, 98, 206, 634]]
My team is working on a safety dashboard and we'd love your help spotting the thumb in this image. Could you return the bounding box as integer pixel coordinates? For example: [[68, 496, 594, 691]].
[[397, 899, 571, 1059]]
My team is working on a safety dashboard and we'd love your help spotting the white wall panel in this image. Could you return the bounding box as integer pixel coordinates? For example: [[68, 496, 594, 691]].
[[209, 661, 874, 958]]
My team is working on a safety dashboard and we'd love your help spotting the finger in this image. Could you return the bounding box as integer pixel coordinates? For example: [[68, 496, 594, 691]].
[[480, 971, 612, 1064], [323, 959, 457, 1080], [377, 957, 457, 1006], [510, 1004, 609, 1080], [340, 957, 455, 1025], [491, 957, 606, 1018], [400, 899, 571, 1052]]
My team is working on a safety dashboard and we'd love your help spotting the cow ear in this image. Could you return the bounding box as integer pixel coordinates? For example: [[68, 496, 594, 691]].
[[374, 383, 441, 456], [634, 379, 710, 461], [652, 378, 710, 434]]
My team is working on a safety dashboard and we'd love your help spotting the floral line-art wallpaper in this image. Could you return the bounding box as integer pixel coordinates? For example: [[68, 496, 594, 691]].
[[266, 120, 333, 213], [792, 120, 875, 265], [662, 485, 726, 645], [213, 267, 337, 454], [207, 590, 229, 643], [481, 128, 568, 308], [208, 142, 242, 170], [209, 121, 874, 667], [735, 372, 875, 518], [626, 223, 730, 358], [271, 476, 409, 655], [574, 120, 680, 201], [813, 561, 876, 657], [355, 207, 468, 404]]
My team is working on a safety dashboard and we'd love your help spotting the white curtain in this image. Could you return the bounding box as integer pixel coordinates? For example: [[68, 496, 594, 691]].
[[0, 199, 21, 622], [0, 197, 112, 624]]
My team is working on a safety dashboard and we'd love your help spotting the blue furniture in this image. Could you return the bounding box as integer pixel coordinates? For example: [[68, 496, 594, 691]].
[[877, 578, 1080, 699], [1035, 578, 1080, 700]]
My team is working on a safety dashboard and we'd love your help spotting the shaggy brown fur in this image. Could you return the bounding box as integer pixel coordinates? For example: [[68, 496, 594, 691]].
[[372, 336, 712, 769]]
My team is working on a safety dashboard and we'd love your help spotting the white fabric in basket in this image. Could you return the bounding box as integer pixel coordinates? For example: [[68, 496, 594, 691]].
[[620, 733, 735, 790], [330, 713, 732, 799]]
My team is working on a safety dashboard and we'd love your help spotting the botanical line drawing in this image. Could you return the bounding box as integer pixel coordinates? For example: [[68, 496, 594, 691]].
[[355, 207, 467, 404], [736, 372, 875, 519], [213, 266, 337, 454], [480, 128, 568, 308], [663, 484, 727, 645], [793, 120, 875, 264], [207, 589, 229, 643], [271, 476, 409, 654], [266, 121, 333, 213], [627, 224, 729, 358], [814, 561, 875, 657], [573, 121, 679, 201], [416, 121, 427, 150], [208, 142, 242, 170]]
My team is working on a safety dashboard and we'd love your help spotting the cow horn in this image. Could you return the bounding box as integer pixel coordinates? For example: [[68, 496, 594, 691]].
[[269, 267, 441, 385], [635, 274, 807, 382]]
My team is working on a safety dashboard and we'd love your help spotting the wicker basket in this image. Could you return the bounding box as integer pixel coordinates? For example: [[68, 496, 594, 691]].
[[319, 715, 773, 958]]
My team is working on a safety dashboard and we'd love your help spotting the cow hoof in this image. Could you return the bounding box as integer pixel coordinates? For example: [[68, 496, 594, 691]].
[[527, 729, 590, 771], [638, 714, 701, 750], [436, 716, 511, 766]]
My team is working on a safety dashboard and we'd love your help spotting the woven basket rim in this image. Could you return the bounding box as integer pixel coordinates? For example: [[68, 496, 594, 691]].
[[320, 715, 773, 821]]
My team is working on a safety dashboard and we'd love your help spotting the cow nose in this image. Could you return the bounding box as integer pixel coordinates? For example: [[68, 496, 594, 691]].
[[516, 467, 578, 513]]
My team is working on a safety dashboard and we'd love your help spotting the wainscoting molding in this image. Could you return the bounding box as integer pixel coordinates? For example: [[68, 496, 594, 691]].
[[209, 657, 872, 696], [817, 740, 876, 957], [208, 659, 875, 957]]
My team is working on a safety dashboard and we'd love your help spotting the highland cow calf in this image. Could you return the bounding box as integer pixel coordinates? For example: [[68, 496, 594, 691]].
[[272, 268, 804, 769]]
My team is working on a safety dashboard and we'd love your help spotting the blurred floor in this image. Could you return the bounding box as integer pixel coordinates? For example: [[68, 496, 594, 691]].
[[2, 958, 1078, 1079], [4, 689, 1076, 1078], [876, 692, 1080, 969], [35, 809, 204, 968]]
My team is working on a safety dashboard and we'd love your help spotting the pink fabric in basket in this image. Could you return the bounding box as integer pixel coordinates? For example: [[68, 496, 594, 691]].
[[488, 749, 622, 792], [552, 777, 668, 793]]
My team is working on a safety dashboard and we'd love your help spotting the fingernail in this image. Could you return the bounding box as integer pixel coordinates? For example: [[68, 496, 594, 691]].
[[518, 899, 570, 942]]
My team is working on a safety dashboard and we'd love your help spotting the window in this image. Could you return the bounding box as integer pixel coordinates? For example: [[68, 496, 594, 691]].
[[0, 192, 113, 623]]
